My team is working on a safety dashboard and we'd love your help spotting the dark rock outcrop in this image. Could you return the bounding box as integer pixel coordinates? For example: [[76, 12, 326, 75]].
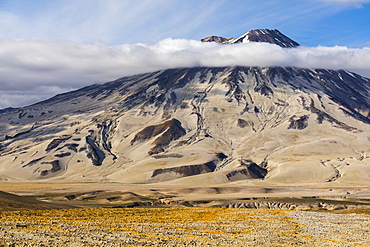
[[288, 115, 309, 130], [151, 161, 217, 180], [45, 135, 72, 152], [237, 119, 250, 128], [201, 36, 228, 43], [56, 143, 79, 152], [86, 136, 105, 166], [54, 152, 71, 158], [40, 160, 61, 176], [22, 156, 45, 168], [5, 127, 34, 140], [131, 118, 186, 155], [226, 160, 268, 182]]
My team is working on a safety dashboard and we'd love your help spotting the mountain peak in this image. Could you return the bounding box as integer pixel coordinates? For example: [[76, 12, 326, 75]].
[[236, 29, 300, 47], [201, 29, 299, 48], [200, 36, 229, 43]]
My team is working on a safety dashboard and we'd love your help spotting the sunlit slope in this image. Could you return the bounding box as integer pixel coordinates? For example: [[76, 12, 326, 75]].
[[1, 66, 370, 184]]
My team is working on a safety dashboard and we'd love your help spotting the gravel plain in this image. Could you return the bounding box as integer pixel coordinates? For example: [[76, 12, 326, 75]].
[[0, 208, 369, 246]]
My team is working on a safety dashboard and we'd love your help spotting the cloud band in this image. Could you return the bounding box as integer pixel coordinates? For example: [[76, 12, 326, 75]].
[[0, 38, 370, 108]]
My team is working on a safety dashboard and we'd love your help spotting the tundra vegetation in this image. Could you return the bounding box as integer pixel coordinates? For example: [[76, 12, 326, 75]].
[[0, 207, 370, 246], [0, 190, 370, 246]]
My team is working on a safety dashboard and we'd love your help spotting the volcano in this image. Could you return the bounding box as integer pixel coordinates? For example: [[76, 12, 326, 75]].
[[1, 30, 370, 186]]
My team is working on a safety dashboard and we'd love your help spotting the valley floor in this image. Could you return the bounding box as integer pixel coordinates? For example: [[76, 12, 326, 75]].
[[0, 208, 369, 246], [2, 181, 370, 198], [1, 183, 370, 246]]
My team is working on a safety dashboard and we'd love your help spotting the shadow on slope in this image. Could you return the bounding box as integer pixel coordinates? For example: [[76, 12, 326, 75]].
[[0, 191, 76, 211]]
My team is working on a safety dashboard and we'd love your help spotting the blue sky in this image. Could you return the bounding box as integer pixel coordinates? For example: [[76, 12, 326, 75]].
[[0, 0, 370, 108], [1, 0, 370, 47]]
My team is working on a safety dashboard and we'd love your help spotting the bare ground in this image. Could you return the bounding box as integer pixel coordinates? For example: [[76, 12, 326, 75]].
[[0, 208, 369, 246]]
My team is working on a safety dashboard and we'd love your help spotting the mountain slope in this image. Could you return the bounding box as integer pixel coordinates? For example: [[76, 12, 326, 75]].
[[201, 29, 299, 47], [232, 29, 299, 47], [1, 66, 370, 185], [0, 190, 75, 211]]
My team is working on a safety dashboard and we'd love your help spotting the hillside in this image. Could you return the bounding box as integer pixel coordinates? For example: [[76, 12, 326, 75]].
[[1, 66, 370, 186], [0, 190, 75, 211]]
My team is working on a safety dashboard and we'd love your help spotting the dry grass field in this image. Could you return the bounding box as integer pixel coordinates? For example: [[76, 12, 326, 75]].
[[0, 207, 370, 246], [1, 184, 370, 246]]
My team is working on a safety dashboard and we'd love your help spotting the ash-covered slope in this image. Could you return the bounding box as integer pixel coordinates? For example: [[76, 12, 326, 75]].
[[201, 29, 299, 47], [1, 66, 370, 185]]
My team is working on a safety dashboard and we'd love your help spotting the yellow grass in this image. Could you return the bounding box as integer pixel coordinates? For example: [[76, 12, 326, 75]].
[[0, 208, 369, 246]]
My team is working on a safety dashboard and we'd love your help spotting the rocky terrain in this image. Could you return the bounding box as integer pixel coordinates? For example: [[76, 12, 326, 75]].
[[201, 29, 300, 47], [1, 29, 370, 188], [1, 65, 370, 186], [0, 208, 369, 246], [1, 187, 369, 246]]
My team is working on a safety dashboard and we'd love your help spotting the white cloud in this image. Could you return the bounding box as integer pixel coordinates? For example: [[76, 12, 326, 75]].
[[0, 39, 370, 109]]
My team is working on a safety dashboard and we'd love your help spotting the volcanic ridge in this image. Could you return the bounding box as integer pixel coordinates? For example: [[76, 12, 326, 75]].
[[0, 29, 370, 187]]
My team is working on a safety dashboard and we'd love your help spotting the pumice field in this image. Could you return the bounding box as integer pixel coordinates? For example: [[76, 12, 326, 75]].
[[1, 207, 370, 246], [0, 185, 370, 246]]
